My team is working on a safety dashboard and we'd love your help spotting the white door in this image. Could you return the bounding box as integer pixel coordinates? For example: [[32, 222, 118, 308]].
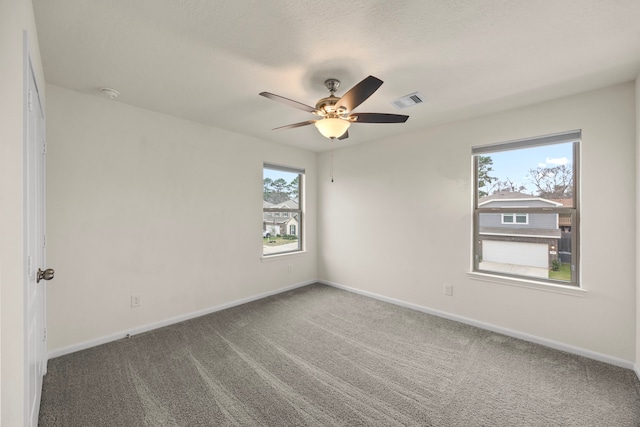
[[25, 49, 51, 427], [483, 240, 548, 268]]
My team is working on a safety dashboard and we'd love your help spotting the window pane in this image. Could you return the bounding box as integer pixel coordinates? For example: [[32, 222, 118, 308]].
[[263, 227, 301, 254], [264, 169, 299, 205], [477, 211, 575, 282], [515, 214, 528, 224], [263, 165, 302, 256], [476, 142, 574, 207]]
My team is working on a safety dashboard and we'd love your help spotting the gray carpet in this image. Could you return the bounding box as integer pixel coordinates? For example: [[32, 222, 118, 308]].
[[39, 283, 640, 426]]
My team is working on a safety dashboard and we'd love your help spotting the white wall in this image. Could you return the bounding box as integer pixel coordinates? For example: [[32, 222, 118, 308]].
[[45, 84, 317, 353], [319, 82, 636, 363], [0, 0, 45, 425]]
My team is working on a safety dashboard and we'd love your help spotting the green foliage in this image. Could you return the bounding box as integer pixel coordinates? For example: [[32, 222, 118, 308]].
[[288, 176, 299, 199], [477, 155, 498, 198], [263, 176, 299, 204], [551, 259, 561, 271], [263, 177, 273, 202], [548, 262, 571, 281]]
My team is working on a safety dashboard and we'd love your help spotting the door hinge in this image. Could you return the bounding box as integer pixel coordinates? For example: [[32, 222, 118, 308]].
[[28, 90, 33, 112], [42, 234, 46, 248], [43, 328, 47, 342], [43, 142, 47, 154]]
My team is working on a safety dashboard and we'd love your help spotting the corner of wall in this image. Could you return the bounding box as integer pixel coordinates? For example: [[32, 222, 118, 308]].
[[635, 74, 640, 372]]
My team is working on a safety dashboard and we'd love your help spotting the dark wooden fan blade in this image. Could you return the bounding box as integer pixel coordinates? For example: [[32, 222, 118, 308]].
[[349, 113, 409, 123], [259, 92, 317, 113], [337, 130, 349, 140], [334, 76, 383, 112], [272, 120, 316, 131]]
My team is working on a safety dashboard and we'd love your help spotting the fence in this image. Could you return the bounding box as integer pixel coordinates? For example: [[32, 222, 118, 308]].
[[558, 231, 571, 263]]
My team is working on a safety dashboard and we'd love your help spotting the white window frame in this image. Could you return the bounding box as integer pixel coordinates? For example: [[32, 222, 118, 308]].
[[472, 130, 580, 286], [502, 213, 529, 224], [263, 163, 303, 256]]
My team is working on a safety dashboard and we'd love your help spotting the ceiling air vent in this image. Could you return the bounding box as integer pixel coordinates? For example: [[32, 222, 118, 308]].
[[391, 92, 425, 109]]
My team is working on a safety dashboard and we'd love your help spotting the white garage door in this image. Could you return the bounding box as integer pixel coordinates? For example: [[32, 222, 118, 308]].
[[483, 240, 548, 268]]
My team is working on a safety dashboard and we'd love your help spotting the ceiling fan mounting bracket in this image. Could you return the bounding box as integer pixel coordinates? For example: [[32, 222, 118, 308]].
[[324, 78, 341, 94]]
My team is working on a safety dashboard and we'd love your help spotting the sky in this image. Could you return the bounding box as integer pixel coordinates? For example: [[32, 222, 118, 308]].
[[481, 142, 573, 195], [263, 168, 298, 183]]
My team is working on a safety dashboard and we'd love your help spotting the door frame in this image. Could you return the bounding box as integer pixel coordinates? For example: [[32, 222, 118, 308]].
[[23, 30, 47, 427]]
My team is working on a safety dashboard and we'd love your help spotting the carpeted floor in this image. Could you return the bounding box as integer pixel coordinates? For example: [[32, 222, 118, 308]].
[[39, 283, 640, 426]]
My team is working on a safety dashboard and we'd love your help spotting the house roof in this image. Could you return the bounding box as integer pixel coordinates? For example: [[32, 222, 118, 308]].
[[264, 199, 298, 209], [277, 200, 299, 209], [479, 191, 534, 202], [549, 198, 573, 207], [479, 192, 562, 207], [263, 214, 298, 225], [263, 217, 290, 225], [32, 1, 640, 153]]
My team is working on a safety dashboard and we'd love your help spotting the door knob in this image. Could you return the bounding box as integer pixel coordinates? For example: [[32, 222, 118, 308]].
[[37, 268, 55, 283]]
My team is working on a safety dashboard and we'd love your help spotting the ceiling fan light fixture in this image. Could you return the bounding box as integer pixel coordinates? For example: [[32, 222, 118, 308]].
[[314, 117, 351, 139], [261, 75, 408, 141]]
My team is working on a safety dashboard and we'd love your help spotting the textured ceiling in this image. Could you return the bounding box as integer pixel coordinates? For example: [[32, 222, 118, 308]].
[[33, 0, 640, 152]]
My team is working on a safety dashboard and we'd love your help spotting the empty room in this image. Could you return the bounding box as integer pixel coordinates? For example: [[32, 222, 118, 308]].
[[2, 1, 640, 426]]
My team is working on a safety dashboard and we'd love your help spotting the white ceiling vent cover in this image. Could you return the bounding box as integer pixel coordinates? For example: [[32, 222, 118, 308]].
[[392, 92, 425, 109]]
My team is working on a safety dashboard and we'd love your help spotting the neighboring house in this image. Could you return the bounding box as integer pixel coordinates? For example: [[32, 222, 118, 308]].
[[263, 200, 299, 236], [549, 198, 573, 231], [478, 192, 562, 269]]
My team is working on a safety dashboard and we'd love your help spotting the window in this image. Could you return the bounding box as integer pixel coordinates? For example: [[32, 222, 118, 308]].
[[263, 163, 303, 256], [502, 213, 528, 224], [472, 130, 580, 285]]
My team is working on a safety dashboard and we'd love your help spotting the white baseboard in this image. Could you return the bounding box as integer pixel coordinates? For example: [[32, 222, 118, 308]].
[[48, 280, 316, 359], [49, 278, 639, 375], [320, 279, 636, 371]]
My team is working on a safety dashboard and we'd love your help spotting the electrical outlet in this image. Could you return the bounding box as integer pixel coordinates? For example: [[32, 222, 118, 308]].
[[131, 294, 141, 307], [444, 284, 453, 296]]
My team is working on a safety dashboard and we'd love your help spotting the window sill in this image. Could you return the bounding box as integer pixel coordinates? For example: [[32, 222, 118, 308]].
[[467, 271, 587, 297], [261, 251, 307, 262]]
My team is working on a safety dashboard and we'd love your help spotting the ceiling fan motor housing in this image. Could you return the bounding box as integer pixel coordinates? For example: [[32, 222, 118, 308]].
[[315, 96, 345, 116]]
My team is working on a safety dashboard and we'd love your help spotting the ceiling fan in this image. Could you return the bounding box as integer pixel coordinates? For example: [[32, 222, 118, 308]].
[[259, 75, 409, 140]]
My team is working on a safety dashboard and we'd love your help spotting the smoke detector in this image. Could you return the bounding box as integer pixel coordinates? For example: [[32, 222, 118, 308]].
[[100, 87, 120, 99]]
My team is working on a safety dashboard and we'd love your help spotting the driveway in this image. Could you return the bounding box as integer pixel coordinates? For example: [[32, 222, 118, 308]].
[[479, 261, 549, 279]]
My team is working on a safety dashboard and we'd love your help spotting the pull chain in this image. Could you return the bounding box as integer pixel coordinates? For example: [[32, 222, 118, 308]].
[[330, 150, 334, 182], [330, 137, 335, 182]]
